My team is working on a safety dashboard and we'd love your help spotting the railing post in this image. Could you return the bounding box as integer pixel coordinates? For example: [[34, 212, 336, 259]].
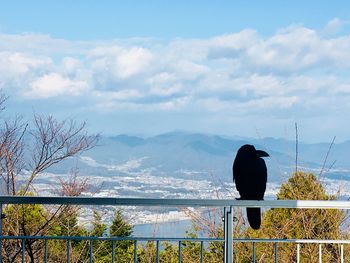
[[156, 240, 160, 263], [21, 238, 25, 263], [44, 239, 48, 263], [224, 206, 233, 263], [134, 240, 137, 263], [112, 240, 116, 263], [178, 241, 182, 263], [296, 244, 300, 263], [89, 239, 93, 263], [67, 240, 70, 263], [340, 244, 344, 263], [200, 241, 204, 263], [274, 243, 278, 263], [252, 242, 256, 262]]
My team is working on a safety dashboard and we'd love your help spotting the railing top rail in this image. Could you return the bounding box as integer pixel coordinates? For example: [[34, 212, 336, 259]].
[[0, 235, 224, 242], [1, 196, 350, 209], [1, 235, 350, 244]]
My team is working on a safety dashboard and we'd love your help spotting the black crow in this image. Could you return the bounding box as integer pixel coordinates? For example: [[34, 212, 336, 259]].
[[232, 144, 269, 230]]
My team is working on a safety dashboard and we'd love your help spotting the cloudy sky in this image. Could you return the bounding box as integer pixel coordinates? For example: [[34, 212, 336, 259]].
[[1, 1, 350, 142]]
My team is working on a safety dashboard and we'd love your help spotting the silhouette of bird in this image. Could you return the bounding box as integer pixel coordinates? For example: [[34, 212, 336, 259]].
[[232, 144, 269, 230]]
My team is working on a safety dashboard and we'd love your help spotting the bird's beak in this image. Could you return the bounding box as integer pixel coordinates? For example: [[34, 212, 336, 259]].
[[256, 150, 269, 157]]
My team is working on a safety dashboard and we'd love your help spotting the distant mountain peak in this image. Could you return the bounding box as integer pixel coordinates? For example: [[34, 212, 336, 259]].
[[111, 134, 145, 147]]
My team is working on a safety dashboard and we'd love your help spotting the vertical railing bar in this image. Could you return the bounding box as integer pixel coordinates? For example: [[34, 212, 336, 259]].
[[0, 203, 2, 263], [133, 240, 137, 263], [319, 244, 322, 263], [90, 239, 93, 263], [224, 207, 227, 263], [178, 241, 182, 263], [44, 239, 48, 263], [21, 238, 25, 263], [252, 242, 256, 263], [297, 243, 300, 263], [112, 240, 115, 263], [224, 206, 233, 263], [67, 239, 70, 263], [200, 241, 204, 263], [340, 244, 344, 263], [156, 240, 160, 263], [274, 243, 278, 263], [228, 206, 233, 263]]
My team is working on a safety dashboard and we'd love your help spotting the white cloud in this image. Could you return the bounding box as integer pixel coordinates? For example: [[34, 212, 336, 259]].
[[25, 73, 88, 99], [88, 46, 153, 79], [149, 84, 183, 97], [62, 57, 81, 74], [196, 95, 298, 114], [3, 24, 350, 103], [233, 74, 282, 96], [242, 96, 299, 110], [246, 27, 324, 71], [171, 60, 209, 80], [115, 47, 153, 78], [2, 19, 350, 141], [93, 89, 142, 100], [333, 82, 350, 94], [211, 29, 258, 50], [323, 18, 348, 36], [147, 72, 184, 96], [207, 25, 350, 72], [0, 33, 86, 54], [0, 52, 52, 77]]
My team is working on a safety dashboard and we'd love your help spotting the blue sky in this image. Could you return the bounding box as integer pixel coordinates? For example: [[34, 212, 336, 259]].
[[1, 1, 349, 39], [1, 1, 350, 142]]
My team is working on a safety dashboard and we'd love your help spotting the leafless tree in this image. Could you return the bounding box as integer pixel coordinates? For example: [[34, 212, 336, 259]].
[[0, 92, 99, 262], [0, 114, 98, 196]]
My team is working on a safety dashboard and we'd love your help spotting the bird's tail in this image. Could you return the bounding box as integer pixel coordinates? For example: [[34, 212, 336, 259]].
[[246, 207, 261, 230]]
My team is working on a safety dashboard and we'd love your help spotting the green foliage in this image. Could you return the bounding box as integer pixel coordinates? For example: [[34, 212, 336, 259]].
[[234, 171, 346, 262], [159, 241, 179, 263], [204, 240, 224, 263], [110, 209, 133, 237], [2, 171, 347, 262], [91, 210, 107, 237], [138, 241, 157, 263], [4, 204, 47, 236], [46, 207, 89, 263], [88, 210, 109, 262], [44, 209, 135, 262], [105, 209, 134, 262], [2, 202, 49, 262]]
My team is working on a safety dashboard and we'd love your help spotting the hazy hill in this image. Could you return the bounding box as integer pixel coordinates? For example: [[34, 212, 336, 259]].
[[47, 132, 350, 183]]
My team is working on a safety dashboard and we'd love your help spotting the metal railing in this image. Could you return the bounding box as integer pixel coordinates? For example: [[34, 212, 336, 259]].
[[0, 236, 224, 263], [1, 196, 350, 263]]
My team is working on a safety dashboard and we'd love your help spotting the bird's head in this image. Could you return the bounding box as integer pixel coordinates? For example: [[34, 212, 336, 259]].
[[238, 144, 269, 159]]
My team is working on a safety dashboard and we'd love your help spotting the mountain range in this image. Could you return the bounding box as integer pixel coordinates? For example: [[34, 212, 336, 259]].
[[49, 132, 350, 184], [34, 131, 350, 226]]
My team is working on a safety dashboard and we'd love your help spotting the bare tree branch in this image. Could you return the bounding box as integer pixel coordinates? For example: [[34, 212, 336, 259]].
[[0, 117, 27, 195], [319, 136, 336, 179], [0, 107, 99, 261], [23, 115, 99, 194]]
